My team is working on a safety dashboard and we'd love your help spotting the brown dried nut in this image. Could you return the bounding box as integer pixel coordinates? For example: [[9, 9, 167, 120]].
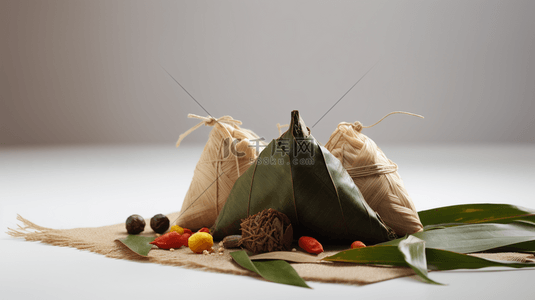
[[125, 214, 145, 234], [150, 214, 170, 234], [222, 235, 242, 248]]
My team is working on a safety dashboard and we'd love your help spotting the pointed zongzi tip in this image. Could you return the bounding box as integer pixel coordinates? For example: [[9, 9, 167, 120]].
[[290, 110, 310, 138]]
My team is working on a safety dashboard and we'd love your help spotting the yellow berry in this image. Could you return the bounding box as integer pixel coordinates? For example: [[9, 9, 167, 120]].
[[169, 225, 184, 235], [188, 232, 214, 254]]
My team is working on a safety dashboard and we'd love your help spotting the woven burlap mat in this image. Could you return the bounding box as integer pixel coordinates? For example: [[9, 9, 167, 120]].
[[8, 212, 535, 286]]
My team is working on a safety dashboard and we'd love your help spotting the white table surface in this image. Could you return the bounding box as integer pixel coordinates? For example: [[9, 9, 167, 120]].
[[1, 144, 534, 299]]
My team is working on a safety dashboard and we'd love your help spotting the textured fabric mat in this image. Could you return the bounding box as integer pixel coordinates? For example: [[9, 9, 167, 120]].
[[8, 212, 535, 286]]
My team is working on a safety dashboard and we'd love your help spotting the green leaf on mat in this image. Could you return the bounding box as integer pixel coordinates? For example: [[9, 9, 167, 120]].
[[230, 250, 310, 288], [324, 246, 408, 266], [424, 248, 535, 270], [324, 245, 535, 270], [419, 203, 535, 228], [398, 236, 443, 285], [249, 251, 320, 263], [378, 222, 535, 253], [115, 235, 155, 257], [493, 240, 535, 253], [324, 243, 535, 284]]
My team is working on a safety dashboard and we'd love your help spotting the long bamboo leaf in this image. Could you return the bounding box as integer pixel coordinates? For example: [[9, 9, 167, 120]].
[[425, 248, 535, 270], [419, 203, 535, 227], [230, 250, 310, 288], [398, 236, 443, 285], [378, 222, 535, 253], [324, 244, 535, 284], [491, 240, 535, 253], [324, 245, 535, 270], [249, 251, 320, 263]]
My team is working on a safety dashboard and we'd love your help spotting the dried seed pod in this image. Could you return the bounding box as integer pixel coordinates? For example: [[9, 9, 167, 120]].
[[238, 208, 293, 254], [222, 235, 242, 249]]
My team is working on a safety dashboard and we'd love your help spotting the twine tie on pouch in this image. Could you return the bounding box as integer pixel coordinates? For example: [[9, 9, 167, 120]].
[[337, 112, 423, 178], [176, 114, 243, 147], [338, 111, 424, 133]]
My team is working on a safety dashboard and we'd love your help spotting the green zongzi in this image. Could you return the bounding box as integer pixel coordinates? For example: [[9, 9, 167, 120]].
[[212, 111, 397, 244]]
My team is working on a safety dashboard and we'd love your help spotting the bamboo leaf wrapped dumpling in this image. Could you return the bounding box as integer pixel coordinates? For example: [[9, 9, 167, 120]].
[[324, 118, 424, 236], [175, 114, 265, 230], [212, 111, 397, 244]]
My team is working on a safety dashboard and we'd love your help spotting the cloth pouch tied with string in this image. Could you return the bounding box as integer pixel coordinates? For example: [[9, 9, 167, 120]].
[[175, 114, 264, 230], [324, 112, 424, 236]]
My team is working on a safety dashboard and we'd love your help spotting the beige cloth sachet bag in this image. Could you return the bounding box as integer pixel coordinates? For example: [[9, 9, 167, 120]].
[[175, 114, 265, 230], [324, 112, 424, 236]]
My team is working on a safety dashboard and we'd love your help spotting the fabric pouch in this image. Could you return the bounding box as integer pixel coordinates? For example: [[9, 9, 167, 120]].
[[175, 114, 264, 230], [324, 117, 423, 236]]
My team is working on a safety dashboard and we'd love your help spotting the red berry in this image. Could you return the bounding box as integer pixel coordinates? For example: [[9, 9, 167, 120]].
[[198, 227, 210, 234], [179, 233, 191, 247], [298, 236, 323, 254], [351, 241, 366, 249]]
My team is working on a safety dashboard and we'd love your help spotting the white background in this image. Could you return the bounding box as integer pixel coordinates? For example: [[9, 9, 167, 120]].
[[2, 0, 534, 145]]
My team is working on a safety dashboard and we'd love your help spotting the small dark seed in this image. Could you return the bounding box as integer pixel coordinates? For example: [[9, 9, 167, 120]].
[[150, 214, 170, 234], [125, 214, 145, 234], [222, 235, 242, 248]]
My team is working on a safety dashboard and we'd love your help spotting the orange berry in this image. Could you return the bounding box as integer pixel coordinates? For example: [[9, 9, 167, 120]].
[[197, 227, 210, 234], [351, 241, 366, 249], [298, 236, 323, 254]]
